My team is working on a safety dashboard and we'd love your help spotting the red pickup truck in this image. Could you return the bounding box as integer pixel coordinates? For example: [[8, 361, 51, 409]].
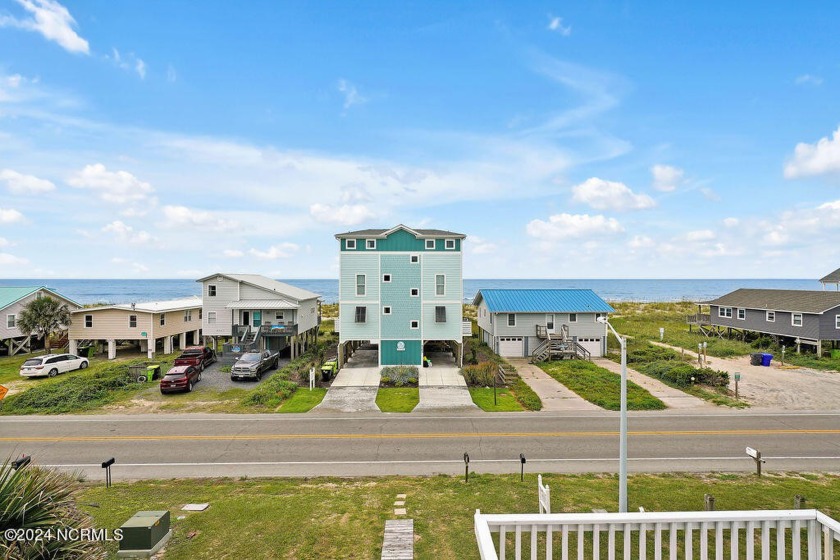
[[173, 346, 217, 371]]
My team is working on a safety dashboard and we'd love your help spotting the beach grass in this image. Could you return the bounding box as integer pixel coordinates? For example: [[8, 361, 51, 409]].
[[77, 472, 840, 559], [277, 387, 327, 412], [539, 360, 667, 410], [469, 386, 524, 411], [376, 387, 419, 412]]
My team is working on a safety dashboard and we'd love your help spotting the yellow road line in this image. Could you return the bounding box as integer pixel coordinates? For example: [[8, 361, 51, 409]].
[[0, 429, 838, 443]]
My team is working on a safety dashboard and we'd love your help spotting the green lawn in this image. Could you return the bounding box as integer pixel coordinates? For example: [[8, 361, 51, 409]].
[[376, 387, 419, 412], [539, 360, 667, 410], [469, 387, 525, 411], [76, 473, 840, 559], [277, 387, 327, 412]]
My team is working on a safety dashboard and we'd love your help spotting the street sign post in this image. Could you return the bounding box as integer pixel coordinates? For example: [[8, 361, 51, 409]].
[[0, 385, 7, 400], [734, 373, 741, 399]]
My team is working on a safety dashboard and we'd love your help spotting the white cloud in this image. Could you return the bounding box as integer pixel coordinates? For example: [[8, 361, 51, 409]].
[[467, 236, 497, 255], [685, 229, 715, 242], [547, 15, 571, 36], [106, 48, 147, 79], [571, 177, 655, 211], [0, 208, 26, 223], [628, 235, 654, 249], [526, 213, 623, 241], [337, 79, 366, 110], [0, 168, 56, 194], [700, 187, 720, 201], [222, 249, 244, 258], [166, 64, 177, 83], [0, 0, 89, 54], [723, 217, 739, 227], [102, 220, 154, 245], [0, 237, 10, 247], [249, 243, 300, 260], [795, 74, 823, 86], [161, 205, 238, 231], [309, 203, 376, 226], [650, 164, 684, 192], [68, 163, 155, 205], [784, 126, 840, 179], [0, 252, 28, 265]]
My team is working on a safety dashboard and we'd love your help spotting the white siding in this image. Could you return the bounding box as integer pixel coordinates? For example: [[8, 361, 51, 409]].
[[421, 253, 461, 302], [421, 302, 462, 341], [201, 277, 239, 336], [296, 297, 319, 333], [339, 303, 379, 340]]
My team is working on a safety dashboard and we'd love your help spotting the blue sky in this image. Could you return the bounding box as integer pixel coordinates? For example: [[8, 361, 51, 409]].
[[2, 1, 840, 279]]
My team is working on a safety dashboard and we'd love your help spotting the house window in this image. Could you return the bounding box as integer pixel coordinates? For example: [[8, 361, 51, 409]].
[[208, 285, 216, 297], [410, 320, 419, 329], [383, 306, 392, 315], [208, 311, 217, 324], [594, 313, 603, 322], [199, 309, 202, 320], [719, 307, 733, 318], [445, 239, 455, 250], [354, 306, 366, 323], [85, 315, 93, 328], [160, 313, 166, 326], [836, 315, 840, 329], [508, 313, 516, 327], [275, 312, 284, 320], [410, 288, 419, 297], [737, 308, 746, 320], [425, 239, 435, 250], [569, 313, 578, 323], [346, 239, 357, 250], [792, 313, 803, 327], [184, 310, 192, 322], [383, 274, 392, 283], [6, 314, 14, 328], [366, 239, 376, 250], [435, 274, 445, 296], [356, 274, 366, 296], [129, 315, 137, 328], [766, 311, 775, 322], [410, 254, 419, 263], [435, 306, 446, 323]]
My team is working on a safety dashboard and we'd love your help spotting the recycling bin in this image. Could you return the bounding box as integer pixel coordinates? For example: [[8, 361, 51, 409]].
[[761, 353, 773, 367], [750, 353, 762, 366]]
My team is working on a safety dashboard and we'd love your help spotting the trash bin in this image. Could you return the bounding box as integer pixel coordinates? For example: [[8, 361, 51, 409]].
[[146, 364, 161, 381], [750, 353, 762, 366], [761, 353, 773, 367]]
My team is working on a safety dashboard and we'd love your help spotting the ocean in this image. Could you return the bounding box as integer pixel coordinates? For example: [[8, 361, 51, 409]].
[[0, 278, 825, 305]]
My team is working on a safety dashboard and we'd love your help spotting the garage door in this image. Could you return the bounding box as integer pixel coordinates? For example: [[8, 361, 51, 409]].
[[578, 337, 603, 357], [498, 337, 524, 357]]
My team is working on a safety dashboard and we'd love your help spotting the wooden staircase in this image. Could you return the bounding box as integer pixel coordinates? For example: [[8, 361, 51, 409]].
[[531, 324, 591, 363]]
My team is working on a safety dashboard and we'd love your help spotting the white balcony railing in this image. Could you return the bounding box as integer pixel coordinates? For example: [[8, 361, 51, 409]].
[[475, 509, 840, 560]]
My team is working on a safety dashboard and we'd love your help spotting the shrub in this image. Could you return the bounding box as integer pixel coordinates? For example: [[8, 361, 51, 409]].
[[380, 366, 419, 387], [510, 377, 542, 410], [461, 362, 496, 386], [637, 360, 728, 387]]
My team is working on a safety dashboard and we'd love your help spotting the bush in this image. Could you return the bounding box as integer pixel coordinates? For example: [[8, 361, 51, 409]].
[[242, 356, 312, 408], [637, 360, 728, 387], [380, 366, 418, 387], [461, 362, 496, 386], [509, 377, 542, 410]]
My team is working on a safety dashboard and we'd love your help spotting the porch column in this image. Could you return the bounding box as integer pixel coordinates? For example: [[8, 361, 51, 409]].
[[139, 339, 148, 352], [69, 339, 78, 355], [107, 339, 117, 360], [291, 336, 297, 359], [164, 336, 173, 355], [147, 339, 155, 360], [338, 343, 344, 368], [817, 340, 822, 357], [193, 330, 200, 346]]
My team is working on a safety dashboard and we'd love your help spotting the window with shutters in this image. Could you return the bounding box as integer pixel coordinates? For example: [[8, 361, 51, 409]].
[[355, 306, 366, 323], [435, 306, 446, 323]]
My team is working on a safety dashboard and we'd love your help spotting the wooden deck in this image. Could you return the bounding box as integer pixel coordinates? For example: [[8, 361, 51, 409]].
[[381, 519, 413, 559]]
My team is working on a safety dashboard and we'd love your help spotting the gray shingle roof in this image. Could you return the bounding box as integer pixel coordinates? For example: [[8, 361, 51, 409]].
[[704, 289, 840, 314], [820, 267, 840, 283], [335, 224, 465, 238]]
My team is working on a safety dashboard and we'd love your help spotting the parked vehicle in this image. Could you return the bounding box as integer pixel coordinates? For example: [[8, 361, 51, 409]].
[[160, 365, 201, 394], [174, 346, 216, 371], [19, 354, 89, 378], [231, 350, 278, 381]]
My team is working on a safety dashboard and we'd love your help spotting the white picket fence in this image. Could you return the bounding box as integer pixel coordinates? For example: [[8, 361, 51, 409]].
[[475, 509, 840, 560], [538, 474, 551, 515]]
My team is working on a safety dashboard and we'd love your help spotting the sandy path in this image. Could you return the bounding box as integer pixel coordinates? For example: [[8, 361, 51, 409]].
[[650, 341, 840, 410]]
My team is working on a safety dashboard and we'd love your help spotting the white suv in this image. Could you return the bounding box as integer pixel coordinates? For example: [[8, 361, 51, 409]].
[[19, 354, 89, 378]]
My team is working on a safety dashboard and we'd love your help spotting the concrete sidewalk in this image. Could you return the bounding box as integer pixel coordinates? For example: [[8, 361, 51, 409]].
[[592, 357, 713, 409], [506, 358, 601, 412]]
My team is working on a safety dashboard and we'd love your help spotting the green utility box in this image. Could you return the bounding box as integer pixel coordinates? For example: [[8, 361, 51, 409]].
[[118, 510, 171, 558]]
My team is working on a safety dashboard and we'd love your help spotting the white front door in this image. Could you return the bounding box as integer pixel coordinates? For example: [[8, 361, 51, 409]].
[[498, 337, 524, 357], [545, 314, 555, 334]]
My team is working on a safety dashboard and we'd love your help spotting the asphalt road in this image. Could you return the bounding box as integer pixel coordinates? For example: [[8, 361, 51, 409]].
[[1, 410, 838, 480]]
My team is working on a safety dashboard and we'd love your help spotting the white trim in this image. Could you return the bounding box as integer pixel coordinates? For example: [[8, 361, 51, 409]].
[[208, 311, 217, 324], [84, 314, 93, 328], [719, 307, 733, 318], [366, 239, 376, 250], [792, 313, 803, 327], [444, 238, 456, 250], [6, 314, 15, 329], [207, 284, 216, 297], [129, 315, 137, 328], [410, 288, 419, 297], [569, 313, 577, 323], [410, 320, 419, 330], [508, 313, 516, 327], [356, 273, 366, 297], [345, 239, 357, 250], [836, 315, 840, 329], [383, 306, 392, 315], [435, 273, 446, 296], [160, 313, 166, 326], [354, 305, 367, 323], [382, 273, 392, 283], [766, 311, 775, 322], [410, 254, 419, 263], [737, 308, 746, 320], [425, 239, 435, 250]]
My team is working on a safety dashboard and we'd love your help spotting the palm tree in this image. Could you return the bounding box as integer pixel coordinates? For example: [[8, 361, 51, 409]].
[[0, 458, 107, 559], [15, 296, 72, 354]]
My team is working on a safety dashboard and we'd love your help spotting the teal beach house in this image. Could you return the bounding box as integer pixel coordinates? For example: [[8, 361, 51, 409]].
[[335, 225, 466, 367]]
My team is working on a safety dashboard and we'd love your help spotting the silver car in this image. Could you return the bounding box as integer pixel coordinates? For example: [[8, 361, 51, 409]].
[[19, 353, 89, 378]]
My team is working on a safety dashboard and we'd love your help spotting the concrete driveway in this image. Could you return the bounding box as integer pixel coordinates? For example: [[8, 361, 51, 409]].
[[415, 351, 476, 411], [313, 346, 381, 413]]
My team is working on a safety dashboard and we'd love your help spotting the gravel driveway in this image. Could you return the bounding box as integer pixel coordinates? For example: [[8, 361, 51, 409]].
[[192, 358, 291, 392]]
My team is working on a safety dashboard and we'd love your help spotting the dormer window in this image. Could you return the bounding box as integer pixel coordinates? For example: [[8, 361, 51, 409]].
[[425, 239, 435, 250]]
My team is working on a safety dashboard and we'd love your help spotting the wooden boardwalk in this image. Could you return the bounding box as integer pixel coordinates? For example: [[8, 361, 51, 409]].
[[381, 519, 413, 559]]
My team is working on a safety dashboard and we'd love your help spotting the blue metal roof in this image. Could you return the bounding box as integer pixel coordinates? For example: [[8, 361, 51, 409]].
[[474, 289, 615, 313]]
